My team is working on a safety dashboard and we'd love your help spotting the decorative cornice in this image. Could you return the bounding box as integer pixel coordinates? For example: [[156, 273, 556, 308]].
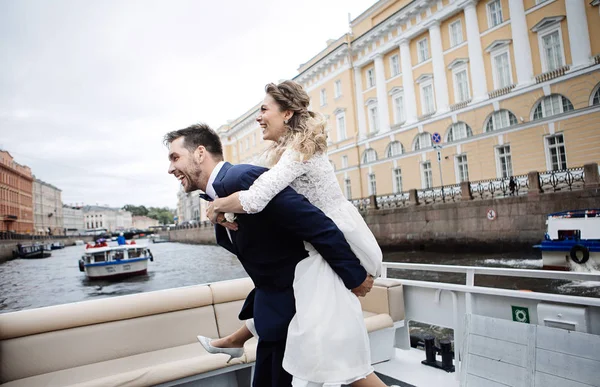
[[531, 16, 565, 33], [485, 39, 512, 53], [365, 97, 378, 106], [389, 86, 404, 95], [333, 107, 346, 114]]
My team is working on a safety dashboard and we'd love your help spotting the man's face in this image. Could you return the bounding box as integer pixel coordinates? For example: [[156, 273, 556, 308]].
[[168, 137, 203, 193]]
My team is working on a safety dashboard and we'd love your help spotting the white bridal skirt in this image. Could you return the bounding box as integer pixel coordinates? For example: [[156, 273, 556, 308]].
[[282, 200, 383, 386]]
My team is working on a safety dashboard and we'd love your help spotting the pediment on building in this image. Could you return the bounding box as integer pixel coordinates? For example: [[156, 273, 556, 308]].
[[447, 58, 469, 69], [415, 73, 433, 84], [531, 16, 565, 32], [389, 86, 404, 95], [365, 97, 378, 106], [485, 39, 512, 53]]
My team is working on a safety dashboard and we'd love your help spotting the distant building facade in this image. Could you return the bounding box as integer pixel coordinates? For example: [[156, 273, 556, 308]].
[[82, 205, 132, 232], [63, 205, 85, 235], [33, 177, 63, 235], [132, 215, 159, 230], [218, 0, 600, 199], [0, 150, 34, 233], [176, 186, 208, 224]]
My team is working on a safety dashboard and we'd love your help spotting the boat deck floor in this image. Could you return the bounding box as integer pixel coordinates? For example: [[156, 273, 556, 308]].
[[373, 348, 459, 387]]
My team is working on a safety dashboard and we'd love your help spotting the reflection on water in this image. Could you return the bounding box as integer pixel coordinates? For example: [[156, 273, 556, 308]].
[[1, 243, 598, 314]]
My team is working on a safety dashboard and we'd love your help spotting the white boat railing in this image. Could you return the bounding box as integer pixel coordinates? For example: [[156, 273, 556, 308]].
[[380, 262, 600, 379]]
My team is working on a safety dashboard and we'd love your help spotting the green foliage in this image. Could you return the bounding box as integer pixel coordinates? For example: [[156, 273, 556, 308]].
[[122, 205, 174, 225]]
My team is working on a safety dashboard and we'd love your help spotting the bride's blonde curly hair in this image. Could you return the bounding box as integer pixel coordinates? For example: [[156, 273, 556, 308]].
[[262, 80, 328, 166]]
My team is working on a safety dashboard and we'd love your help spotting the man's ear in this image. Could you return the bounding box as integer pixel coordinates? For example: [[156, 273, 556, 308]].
[[194, 145, 206, 162]]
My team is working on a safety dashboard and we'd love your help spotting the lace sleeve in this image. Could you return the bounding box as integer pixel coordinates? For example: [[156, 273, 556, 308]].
[[239, 149, 308, 214]]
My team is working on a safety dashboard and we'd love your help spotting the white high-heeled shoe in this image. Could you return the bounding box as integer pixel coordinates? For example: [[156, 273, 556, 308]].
[[197, 336, 244, 363]]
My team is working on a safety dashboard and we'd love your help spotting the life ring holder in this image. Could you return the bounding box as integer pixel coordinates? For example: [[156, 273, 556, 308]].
[[569, 244, 590, 264]]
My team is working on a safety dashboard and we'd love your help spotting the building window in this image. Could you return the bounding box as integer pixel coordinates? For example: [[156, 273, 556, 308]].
[[593, 85, 600, 105], [392, 91, 405, 124], [487, 0, 503, 28], [253, 133, 256, 146], [421, 81, 435, 115], [456, 154, 469, 182], [334, 80, 342, 98], [390, 55, 400, 77], [446, 122, 473, 142], [336, 111, 347, 141], [245, 138, 250, 150], [496, 145, 513, 178], [422, 161, 433, 189], [414, 132, 432, 151], [453, 67, 470, 103], [449, 20, 463, 47], [532, 94, 574, 120], [540, 29, 564, 72], [417, 38, 429, 63], [368, 105, 379, 133], [485, 109, 518, 132], [386, 141, 404, 157], [320, 89, 327, 106], [393, 168, 403, 193], [546, 134, 567, 170], [362, 149, 378, 163], [366, 68, 375, 88], [368, 173, 377, 195], [492, 50, 512, 89], [341, 155, 348, 169], [344, 179, 352, 199]]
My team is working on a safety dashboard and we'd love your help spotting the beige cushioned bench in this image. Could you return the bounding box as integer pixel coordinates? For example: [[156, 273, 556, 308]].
[[0, 278, 404, 387]]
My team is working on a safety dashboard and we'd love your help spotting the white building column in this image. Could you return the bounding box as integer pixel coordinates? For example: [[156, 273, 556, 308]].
[[508, 0, 534, 86], [353, 66, 367, 139], [427, 20, 450, 112], [399, 39, 418, 123], [373, 54, 391, 133], [461, 0, 488, 100], [565, 0, 592, 69]]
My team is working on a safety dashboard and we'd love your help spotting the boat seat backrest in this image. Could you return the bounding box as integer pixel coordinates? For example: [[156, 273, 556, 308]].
[[359, 278, 405, 322], [209, 278, 255, 338], [0, 285, 216, 384]]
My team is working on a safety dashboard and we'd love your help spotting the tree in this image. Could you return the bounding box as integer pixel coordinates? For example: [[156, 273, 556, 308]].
[[122, 205, 148, 216]]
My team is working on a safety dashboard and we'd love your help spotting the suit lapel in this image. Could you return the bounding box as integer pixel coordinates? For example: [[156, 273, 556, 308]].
[[212, 162, 232, 198]]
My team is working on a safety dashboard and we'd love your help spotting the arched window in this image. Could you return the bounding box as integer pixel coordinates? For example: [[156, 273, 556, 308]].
[[591, 83, 600, 106], [386, 141, 405, 158], [413, 132, 432, 151], [532, 94, 574, 120], [484, 109, 518, 132], [445, 122, 473, 142], [362, 148, 377, 164]]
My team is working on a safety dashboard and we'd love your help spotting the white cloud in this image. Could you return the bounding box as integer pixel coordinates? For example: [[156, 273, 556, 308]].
[[1, 0, 371, 208]]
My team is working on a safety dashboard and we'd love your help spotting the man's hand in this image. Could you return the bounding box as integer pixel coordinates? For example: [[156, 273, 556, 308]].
[[351, 275, 374, 297], [206, 203, 238, 231]]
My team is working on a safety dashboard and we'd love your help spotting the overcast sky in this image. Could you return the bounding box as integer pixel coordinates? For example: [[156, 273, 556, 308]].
[[1, 0, 370, 209]]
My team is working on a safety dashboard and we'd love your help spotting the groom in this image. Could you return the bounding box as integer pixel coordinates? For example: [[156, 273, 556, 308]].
[[164, 124, 372, 387]]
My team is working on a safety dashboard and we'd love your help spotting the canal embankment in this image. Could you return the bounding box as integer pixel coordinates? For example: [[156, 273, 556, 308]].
[[0, 236, 93, 263]]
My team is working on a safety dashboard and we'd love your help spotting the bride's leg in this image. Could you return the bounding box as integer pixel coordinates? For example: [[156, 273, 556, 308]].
[[210, 323, 254, 348], [350, 372, 388, 387]]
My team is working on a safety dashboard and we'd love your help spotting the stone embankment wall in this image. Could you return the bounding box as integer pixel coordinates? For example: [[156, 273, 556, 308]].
[[159, 187, 599, 252]]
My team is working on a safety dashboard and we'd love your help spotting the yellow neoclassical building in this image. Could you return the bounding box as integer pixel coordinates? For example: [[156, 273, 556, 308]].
[[218, 0, 600, 200]]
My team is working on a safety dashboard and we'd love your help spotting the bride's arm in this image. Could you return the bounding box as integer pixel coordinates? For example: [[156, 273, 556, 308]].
[[213, 150, 308, 214]]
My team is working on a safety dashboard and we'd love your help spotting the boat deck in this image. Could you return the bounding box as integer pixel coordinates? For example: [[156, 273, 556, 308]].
[[374, 348, 459, 387]]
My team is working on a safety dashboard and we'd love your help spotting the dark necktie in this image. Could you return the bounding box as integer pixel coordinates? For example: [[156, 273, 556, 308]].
[[198, 193, 213, 202]]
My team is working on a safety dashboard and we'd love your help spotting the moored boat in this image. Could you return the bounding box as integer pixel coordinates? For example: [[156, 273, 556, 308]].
[[12, 243, 52, 259], [78, 242, 154, 280], [50, 241, 65, 250], [534, 209, 600, 270]]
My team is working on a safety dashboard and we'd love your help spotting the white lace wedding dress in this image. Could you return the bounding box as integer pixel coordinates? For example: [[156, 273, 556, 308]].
[[239, 149, 383, 387]]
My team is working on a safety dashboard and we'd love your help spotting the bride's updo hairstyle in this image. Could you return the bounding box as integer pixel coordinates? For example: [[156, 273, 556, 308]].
[[264, 80, 328, 165]]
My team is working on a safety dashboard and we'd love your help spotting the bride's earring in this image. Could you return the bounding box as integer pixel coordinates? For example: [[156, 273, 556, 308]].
[[284, 119, 289, 125]]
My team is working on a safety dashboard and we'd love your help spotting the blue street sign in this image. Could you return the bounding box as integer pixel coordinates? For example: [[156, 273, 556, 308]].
[[432, 132, 442, 144]]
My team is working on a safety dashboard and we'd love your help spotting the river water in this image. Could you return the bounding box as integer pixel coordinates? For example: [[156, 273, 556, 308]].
[[1, 241, 598, 314]]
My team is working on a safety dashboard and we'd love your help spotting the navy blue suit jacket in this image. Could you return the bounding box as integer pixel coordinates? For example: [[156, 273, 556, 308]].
[[212, 162, 367, 342]]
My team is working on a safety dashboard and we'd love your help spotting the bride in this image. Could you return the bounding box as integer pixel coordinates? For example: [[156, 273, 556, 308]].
[[199, 80, 387, 387]]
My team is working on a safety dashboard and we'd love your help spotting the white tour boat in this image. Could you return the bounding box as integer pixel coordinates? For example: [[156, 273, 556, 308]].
[[534, 209, 600, 270], [78, 242, 154, 279], [1, 262, 598, 387]]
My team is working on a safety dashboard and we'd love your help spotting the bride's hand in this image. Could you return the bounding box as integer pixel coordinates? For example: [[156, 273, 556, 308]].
[[207, 203, 238, 231]]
